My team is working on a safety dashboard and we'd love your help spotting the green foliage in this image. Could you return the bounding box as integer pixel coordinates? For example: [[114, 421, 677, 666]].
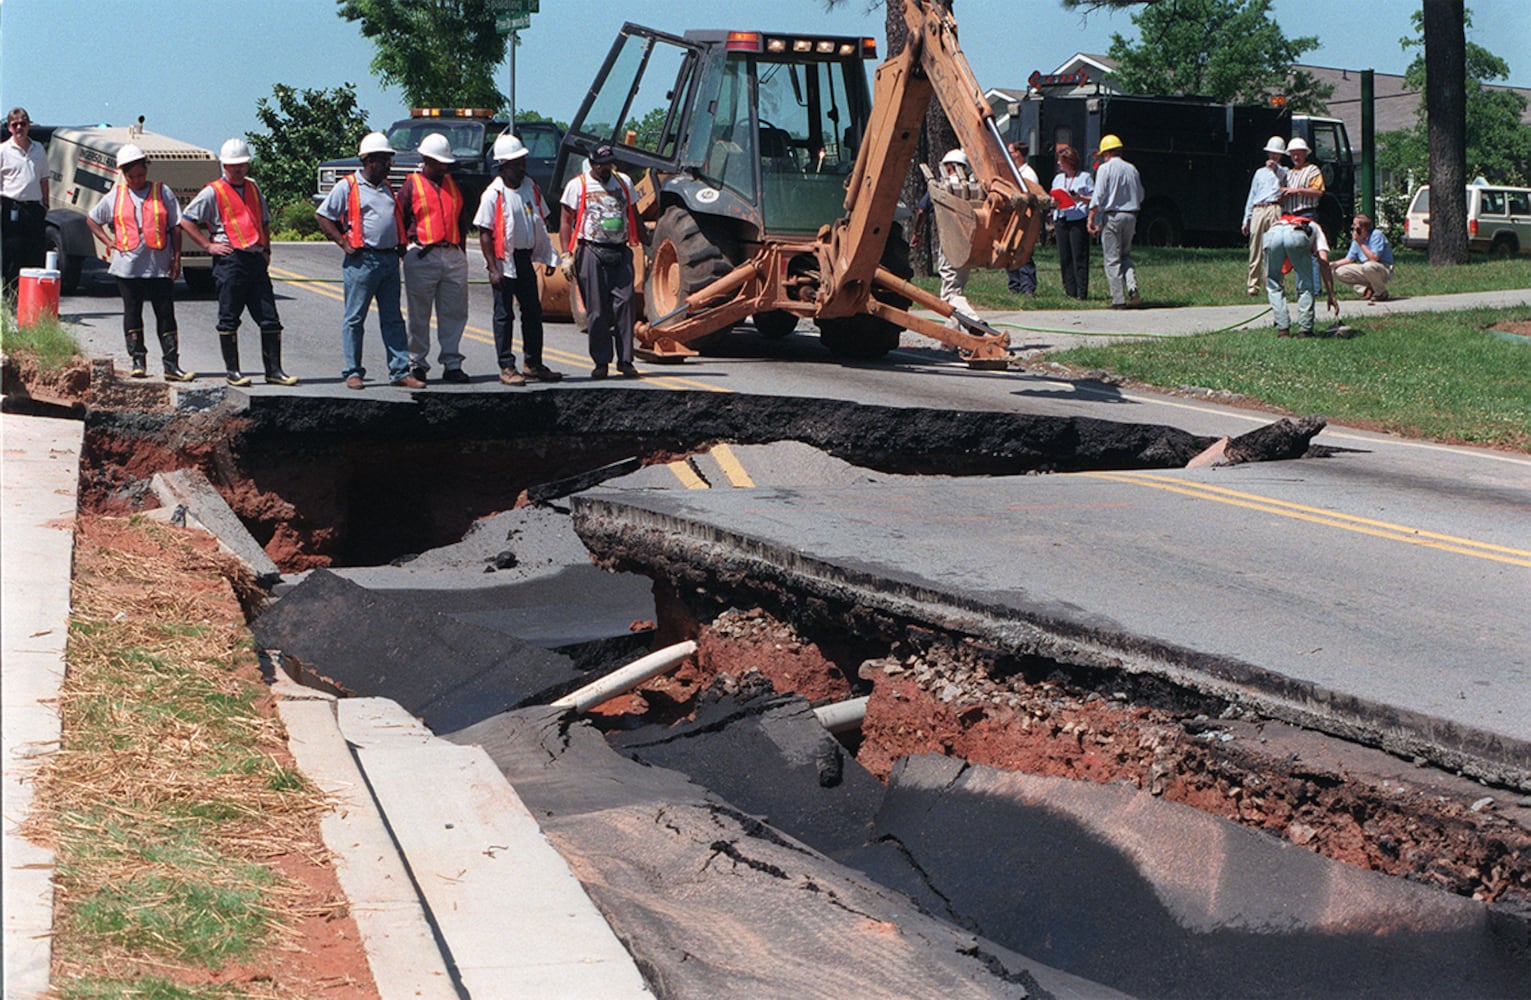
[[1051, 306, 1531, 450], [0, 304, 81, 369], [1377, 8, 1531, 192], [246, 83, 372, 207], [270, 199, 327, 241], [1105, 0, 1331, 110], [517, 108, 571, 132], [338, 0, 508, 108]]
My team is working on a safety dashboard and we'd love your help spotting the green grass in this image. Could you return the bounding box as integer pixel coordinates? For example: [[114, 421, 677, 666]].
[[61, 977, 255, 1000], [0, 302, 81, 369], [1051, 306, 1531, 450], [914, 246, 1531, 310]]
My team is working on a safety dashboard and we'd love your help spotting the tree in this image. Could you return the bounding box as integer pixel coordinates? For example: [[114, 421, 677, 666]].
[[246, 83, 372, 208], [1377, 7, 1530, 236], [338, 0, 507, 109], [1104, 0, 1331, 110]]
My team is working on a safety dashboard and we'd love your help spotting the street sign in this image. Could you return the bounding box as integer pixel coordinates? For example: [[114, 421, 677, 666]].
[[495, 13, 530, 33], [489, 0, 537, 12]]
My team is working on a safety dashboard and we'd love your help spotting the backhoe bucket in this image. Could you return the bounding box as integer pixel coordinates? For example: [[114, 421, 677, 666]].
[[930, 178, 1051, 272]]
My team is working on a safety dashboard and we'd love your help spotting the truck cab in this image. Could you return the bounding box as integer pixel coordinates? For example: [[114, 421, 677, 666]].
[[314, 109, 563, 221]]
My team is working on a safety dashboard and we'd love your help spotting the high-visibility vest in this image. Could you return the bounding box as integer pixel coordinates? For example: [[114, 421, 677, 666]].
[[406, 171, 462, 245], [344, 173, 406, 250], [112, 182, 169, 251], [211, 177, 266, 250], [571, 172, 639, 245], [491, 178, 545, 260]]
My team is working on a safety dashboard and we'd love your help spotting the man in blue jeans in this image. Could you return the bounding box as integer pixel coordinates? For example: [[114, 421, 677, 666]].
[[315, 132, 420, 389]]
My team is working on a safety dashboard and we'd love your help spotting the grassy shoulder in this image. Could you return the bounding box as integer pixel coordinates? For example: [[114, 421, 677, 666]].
[[0, 305, 82, 370], [31, 516, 375, 999], [1049, 307, 1531, 452], [915, 246, 1531, 311]]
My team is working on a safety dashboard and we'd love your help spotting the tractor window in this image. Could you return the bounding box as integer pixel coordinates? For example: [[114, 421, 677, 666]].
[[576, 30, 695, 160], [701, 57, 757, 204], [757, 55, 869, 234]]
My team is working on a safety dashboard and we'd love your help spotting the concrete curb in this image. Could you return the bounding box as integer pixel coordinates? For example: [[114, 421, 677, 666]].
[[2, 413, 82, 1000], [150, 467, 281, 587]]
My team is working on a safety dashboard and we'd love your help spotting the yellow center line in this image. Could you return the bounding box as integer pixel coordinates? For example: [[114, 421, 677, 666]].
[[1082, 470, 1531, 567], [667, 459, 709, 489], [710, 443, 756, 488]]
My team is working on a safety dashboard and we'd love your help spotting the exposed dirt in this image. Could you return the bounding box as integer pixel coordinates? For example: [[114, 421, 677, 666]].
[[641, 601, 1531, 913], [0, 351, 92, 409], [54, 516, 380, 998], [1491, 318, 1531, 338]]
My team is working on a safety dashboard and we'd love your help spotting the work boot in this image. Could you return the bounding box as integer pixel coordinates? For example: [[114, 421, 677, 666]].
[[158, 330, 195, 382], [219, 333, 251, 387], [260, 329, 298, 386], [125, 328, 148, 378]]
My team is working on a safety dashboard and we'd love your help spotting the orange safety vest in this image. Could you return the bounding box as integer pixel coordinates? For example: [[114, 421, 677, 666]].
[[344, 173, 407, 250], [405, 171, 462, 245], [211, 177, 266, 250], [491, 179, 545, 260], [571, 172, 639, 246], [112, 182, 169, 251]]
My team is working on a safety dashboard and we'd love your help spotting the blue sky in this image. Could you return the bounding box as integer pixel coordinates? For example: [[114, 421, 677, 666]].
[[1, 0, 1526, 152]]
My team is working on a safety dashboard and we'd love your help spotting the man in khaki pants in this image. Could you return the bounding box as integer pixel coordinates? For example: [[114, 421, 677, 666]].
[[400, 133, 471, 382], [1241, 136, 1287, 295]]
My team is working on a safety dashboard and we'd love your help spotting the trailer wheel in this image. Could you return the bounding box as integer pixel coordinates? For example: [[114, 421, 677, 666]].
[[816, 223, 912, 361], [1490, 234, 1518, 258], [182, 269, 216, 296], [44, 225, 82, 294], [645, 205, 740, 353], [1137, 203, 1181, 247]]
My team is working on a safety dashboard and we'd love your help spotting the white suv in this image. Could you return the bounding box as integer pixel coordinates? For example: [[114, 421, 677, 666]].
[[1403, 183, 1531, 256]]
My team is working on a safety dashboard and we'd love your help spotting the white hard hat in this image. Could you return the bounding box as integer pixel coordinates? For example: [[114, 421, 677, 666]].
[[358, 131, 393, 158], [116, 143, 147, 169], [417, 132, 456, 163], [492, 133, 528, 162], [1286, 136, 1310, 153], [1263, 136, 1287, 155], [940, 148, 970, 169], [219, 137, 252, 164]]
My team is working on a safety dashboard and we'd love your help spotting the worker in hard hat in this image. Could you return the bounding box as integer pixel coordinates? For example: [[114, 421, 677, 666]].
[[180, 138, 296, 386], [1086, 134, 1143, 309], [909, 148, 976, 313], [475, 132, 562, 386], [1279, 136, 1324, 221], [315, 131, 417, 390], [399, 133, 471, 384], [1242, 136, 1288, 296], [87, 143, 193, 381]]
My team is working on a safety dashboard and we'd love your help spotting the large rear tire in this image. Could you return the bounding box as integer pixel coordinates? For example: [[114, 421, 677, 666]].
[[816, 224, 913, 361], [645, 204, 740, 353]]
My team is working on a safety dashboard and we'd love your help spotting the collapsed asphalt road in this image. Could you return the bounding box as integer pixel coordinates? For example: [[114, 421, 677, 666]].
[[72, 386, 1531, 996]]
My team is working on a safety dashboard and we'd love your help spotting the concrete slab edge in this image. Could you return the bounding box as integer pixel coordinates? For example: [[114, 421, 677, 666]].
[[149, 467, 280, 587], [275, 695, 459, 1000], [572, 496, 1531, 792]]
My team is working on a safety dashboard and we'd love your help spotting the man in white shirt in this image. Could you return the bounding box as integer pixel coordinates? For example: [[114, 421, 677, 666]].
[[559, 144, 642, 379], [1, 106, 50, 295]]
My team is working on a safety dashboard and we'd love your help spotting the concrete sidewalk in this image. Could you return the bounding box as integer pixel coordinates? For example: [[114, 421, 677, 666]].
[[0, 412, 650, 999], [2, 413, 80, 1000]]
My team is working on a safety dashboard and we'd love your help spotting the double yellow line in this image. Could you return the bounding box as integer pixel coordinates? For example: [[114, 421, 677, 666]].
[[1083, 470, 1531, 567]]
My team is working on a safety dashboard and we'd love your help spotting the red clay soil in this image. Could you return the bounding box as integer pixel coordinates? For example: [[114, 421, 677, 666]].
[[647, 607, 1531, 909]]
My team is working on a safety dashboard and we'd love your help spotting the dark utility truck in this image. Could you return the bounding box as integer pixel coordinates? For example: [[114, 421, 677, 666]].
[[1009, 75, 1354, 245]]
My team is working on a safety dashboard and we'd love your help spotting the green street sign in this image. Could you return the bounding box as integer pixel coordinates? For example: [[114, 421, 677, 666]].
[[496, 13, 531, 33]]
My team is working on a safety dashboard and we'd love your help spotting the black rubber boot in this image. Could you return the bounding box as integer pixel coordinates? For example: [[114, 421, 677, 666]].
[[260, 329, 298, 386], [158, 330, 195, 382], [219, 333, 251, 387], [125, 328, 148, 378]]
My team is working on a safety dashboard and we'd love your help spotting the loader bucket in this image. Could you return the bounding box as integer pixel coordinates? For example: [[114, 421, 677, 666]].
[[931, 180, 1050, 272]]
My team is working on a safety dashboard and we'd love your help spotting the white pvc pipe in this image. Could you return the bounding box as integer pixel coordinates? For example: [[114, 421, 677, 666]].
[[813, 696, 869, 735], [551, 640, 698, 713]]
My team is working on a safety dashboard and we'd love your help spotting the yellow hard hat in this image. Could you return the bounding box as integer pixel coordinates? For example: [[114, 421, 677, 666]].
[[1098, 134, 1123, 154]]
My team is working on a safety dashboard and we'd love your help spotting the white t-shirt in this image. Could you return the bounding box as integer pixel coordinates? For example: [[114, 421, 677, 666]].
[[559, 170, 634, 245], [0, 138, 47, 200], [88, 182, 183, 278]]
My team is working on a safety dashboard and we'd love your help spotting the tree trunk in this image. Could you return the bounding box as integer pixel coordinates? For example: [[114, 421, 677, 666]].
[[1423, 0, 1468, 265], [888, 0, 958, 277]]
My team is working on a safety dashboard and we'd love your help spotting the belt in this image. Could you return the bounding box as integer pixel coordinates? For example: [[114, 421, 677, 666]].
[[578, 239, 626, 247], [1105, 209, 1138, 215], [359, 245, 398, 253]]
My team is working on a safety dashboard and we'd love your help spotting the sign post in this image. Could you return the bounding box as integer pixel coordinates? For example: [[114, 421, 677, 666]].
[[489, 0, 538, 123]]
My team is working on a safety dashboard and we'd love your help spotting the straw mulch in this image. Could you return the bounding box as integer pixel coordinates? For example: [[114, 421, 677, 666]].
[[25, 515, 378, 999]]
